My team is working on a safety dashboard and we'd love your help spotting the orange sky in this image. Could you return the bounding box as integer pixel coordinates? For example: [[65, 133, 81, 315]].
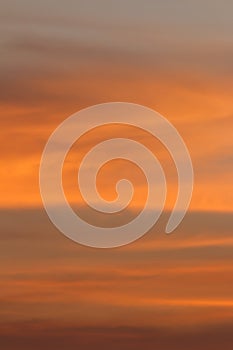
[[1, 72, 233, 211], [1, 1, 233, 349], [1, 16, 233, 211]]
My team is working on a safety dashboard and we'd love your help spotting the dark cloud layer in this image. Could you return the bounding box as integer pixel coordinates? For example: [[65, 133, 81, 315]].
[[1, 322, 233, 350]]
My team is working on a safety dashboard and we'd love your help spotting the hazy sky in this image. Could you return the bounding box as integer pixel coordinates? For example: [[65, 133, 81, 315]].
[[1, 1, 233, 349], [1, 1, 233, 210]]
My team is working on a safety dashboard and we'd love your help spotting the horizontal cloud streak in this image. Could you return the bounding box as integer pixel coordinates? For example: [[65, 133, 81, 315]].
[[1, 2, 233, 347], [1, 210, 233, 331]]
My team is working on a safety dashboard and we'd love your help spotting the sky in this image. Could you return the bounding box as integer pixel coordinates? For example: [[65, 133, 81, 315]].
[[0, 1, 233, 349]]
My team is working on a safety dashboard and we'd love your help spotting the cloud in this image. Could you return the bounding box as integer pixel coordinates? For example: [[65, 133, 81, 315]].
[[1, 321, 233, 350], [1, 209, 233, 331]]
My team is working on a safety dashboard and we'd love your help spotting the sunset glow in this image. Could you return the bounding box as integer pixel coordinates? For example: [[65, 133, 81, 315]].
[[1, 1, 233, 349]]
